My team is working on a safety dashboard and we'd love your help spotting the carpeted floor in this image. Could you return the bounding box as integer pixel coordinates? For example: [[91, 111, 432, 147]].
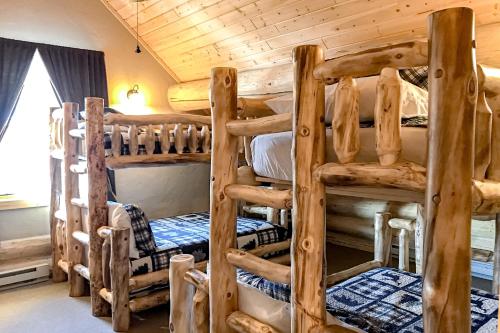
[[0, 244, 492, 332], [0, 281, 169, 333]]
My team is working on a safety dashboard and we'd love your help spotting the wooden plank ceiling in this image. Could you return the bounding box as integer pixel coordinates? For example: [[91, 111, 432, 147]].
[[101, 0, 500, 83]]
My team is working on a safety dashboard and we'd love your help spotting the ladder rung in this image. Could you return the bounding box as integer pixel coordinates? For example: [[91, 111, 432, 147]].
[[73, 263, 90, 280], [71, 198, 88, 209], [226, 248, 290, 285], [72, 231, 89, 246], [226, 113, 292, 137], [388, 218, 416, 231], [70, 163, 87, 174], [69, 129, 85, 139], [54, 210, 66, 221], [225, 184, 292, 209], [227, 311, 280, 333]]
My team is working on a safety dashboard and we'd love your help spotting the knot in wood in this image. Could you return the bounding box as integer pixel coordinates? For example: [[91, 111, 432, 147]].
[[319, 115, 325, 123], [219, 192, 225, 200], [301, 238, 312, 251], [299, 126, 310, 137], [434, 69, 443, 78], [432, 194, 441, 204], [468, 77, 476, 95], [224, 75, 232, 87], [169, 322, 174, 331], [395, 53, 403, 59]]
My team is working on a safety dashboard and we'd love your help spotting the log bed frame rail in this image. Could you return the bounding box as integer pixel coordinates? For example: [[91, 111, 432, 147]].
[[49, 96, 295, 331], [186, 7, 500, 333]]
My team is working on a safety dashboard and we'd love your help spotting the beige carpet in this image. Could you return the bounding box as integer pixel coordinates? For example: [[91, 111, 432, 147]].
[[0, 281, 169, 333]]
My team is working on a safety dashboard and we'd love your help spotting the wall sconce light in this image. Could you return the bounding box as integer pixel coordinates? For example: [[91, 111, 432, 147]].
[[127, 84, 140, 99]]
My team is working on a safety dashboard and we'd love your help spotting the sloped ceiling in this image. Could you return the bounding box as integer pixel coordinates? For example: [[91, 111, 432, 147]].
[[101, 0, 500, 83]]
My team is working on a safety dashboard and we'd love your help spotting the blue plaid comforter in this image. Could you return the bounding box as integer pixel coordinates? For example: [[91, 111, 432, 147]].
[[130, 212, 288, 276], [237, 267, 498, 332]]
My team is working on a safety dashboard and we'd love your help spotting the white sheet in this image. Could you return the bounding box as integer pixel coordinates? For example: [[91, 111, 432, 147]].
[[251, 127, 427, 181]]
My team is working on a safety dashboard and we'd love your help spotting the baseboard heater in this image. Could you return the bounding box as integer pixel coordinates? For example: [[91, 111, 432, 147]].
[[0, 261, 50, 291]]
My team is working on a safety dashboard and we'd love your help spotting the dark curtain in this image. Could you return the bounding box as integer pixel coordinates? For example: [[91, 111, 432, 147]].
[[0, 38, 36, 141], [38, 44, 109, 108]]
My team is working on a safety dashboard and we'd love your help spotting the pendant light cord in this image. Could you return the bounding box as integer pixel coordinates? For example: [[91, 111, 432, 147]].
[[135, 1, 141, 53]]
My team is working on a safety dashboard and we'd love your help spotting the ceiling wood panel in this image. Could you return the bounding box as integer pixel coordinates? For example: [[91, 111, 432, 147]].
[[101, 0, 500, 82]]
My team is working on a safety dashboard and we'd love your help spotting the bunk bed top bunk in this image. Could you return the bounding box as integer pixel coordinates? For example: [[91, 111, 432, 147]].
[[167, 7, 500, 333]]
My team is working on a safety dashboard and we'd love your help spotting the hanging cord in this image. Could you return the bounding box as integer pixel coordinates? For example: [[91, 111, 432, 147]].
[[135, 1, 142, 53]]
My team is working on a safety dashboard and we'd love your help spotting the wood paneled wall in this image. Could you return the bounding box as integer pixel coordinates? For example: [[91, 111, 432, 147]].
[[102, 0, 500, 83]]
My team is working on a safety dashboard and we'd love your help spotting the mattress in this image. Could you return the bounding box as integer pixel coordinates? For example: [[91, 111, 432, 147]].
[[237, 267, 498, 332], [129, 212, 288, 276], [251, 126, 428, 181]]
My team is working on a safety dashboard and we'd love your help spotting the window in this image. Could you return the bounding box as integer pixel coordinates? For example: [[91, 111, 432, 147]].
[[0, 50, 59, 204]]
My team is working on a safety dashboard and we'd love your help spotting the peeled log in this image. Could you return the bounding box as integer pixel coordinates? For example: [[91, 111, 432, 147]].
[[374, 68, 403, 166], [332, 76, 360, 164]]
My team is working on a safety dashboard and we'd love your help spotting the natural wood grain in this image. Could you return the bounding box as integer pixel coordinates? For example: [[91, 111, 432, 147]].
[[291, 44, 326, 332], [415, 204, 425, 274], [111, 124, 121, 157], [193, 288, 209, 333], [209, 67, 239, 333], [326, 260, 382, 286], [63, 102, 86, 297], [374, 68, 403, 166], [227, 311, 280, 333], [374, 212, 392, 266], [314, 41, 428, 84], [423, 8, 476, 332], [226, 113, 292, 137], [110, 228, 130, 332], [129, 124, 138, 156], [475, 65, 493, 180], [85, 97, 111, 317], [225, 184, 292, 209], [315, 162, 426, 192], [332, 76, 360, 164], [105, 153, 210, 169], [226, 248, 291, 285], [128, 289, 170, 312], [104, 113, 211, 126], [184, 268, 209, 294], [169, 254, 194, 333]]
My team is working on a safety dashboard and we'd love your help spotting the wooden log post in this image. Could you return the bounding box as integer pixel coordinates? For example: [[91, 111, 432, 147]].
[[145, 125, 155, 155], [493, 214, 500, 294], [374, 212, 392, 266], [85, 97, 111, 316], [423, 7, 476, 332], [160, 124, 170, 154], [209, 67, 239, 333], [193, 289, 209, 333], [49, 150, 66, 282], [174, 123, 184, 154], [291, 45, 326, 332], [128, 124, 138, 156], [169, 254, 195, 333], [398, 229, 410, 271], [475, 65, 493, 181], [415, 204, 425, 274], [110, 228, 130, 332], [375, 67, 403, 166], [332, 76, 360, 164], [111, 124, 121, 157], [188, 124, 198, 153], [63, 102, 86, 297], [201, 125, 210, 153]]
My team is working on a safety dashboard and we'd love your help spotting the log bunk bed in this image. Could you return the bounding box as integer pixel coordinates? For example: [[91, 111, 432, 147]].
[[168, 7, 500, 333], [48, 95, 291, 331]]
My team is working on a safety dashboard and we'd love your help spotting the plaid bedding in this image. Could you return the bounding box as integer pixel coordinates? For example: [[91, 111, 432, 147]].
[[130, 212, 288, 276], [400, 66, 429, 90], [237, 267, 498, 332]]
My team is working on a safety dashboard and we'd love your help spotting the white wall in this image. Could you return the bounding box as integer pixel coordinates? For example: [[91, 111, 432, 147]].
[[0, 0, 211, 242]]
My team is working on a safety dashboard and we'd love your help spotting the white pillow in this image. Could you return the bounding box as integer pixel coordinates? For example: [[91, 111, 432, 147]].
[[326, 76, 428, 122], [264, 76, 428, 123], [264, 94, 293, 114], [107, 201, 140, 259]]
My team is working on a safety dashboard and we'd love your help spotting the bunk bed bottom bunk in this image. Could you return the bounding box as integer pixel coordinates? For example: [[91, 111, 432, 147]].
[[235, 267, 498, 332], [129, 212, 289, 276]]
